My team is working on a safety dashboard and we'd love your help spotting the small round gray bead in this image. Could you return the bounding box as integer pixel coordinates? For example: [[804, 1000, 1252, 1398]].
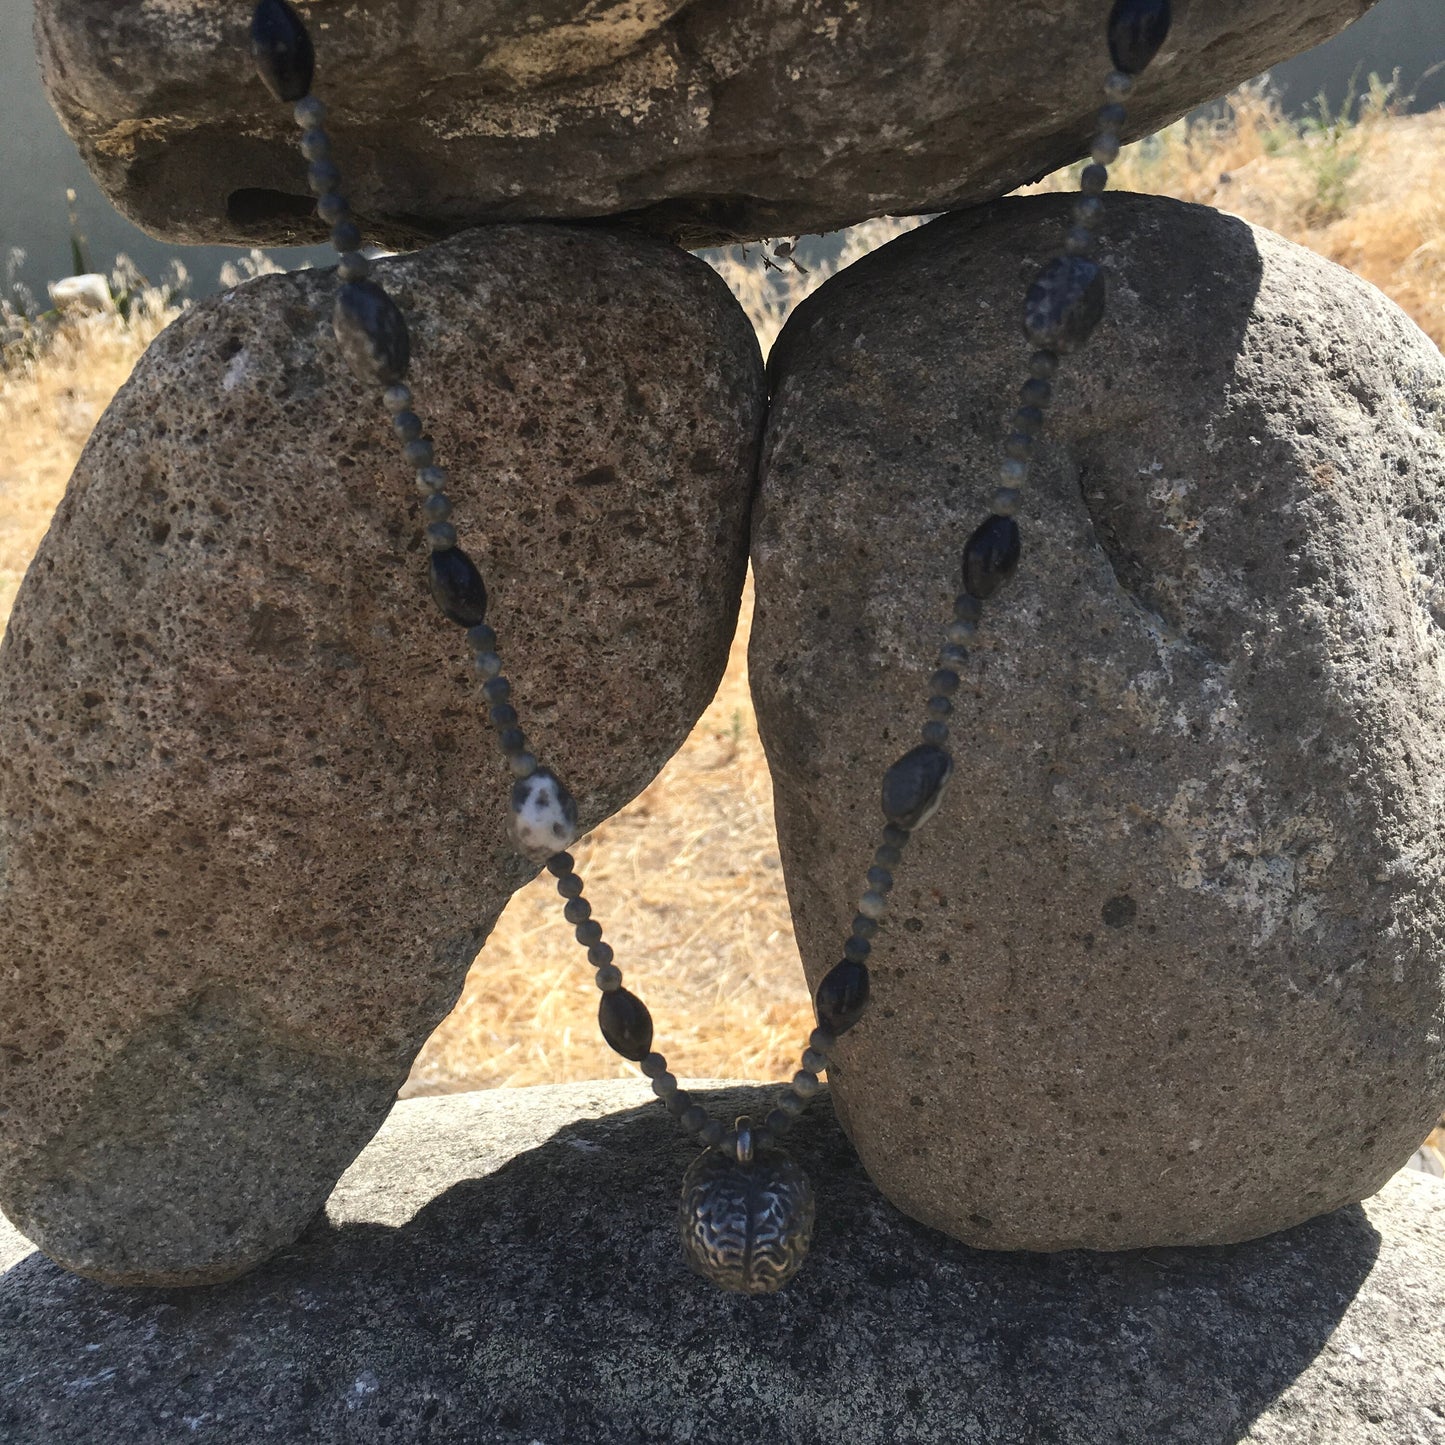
[[574, 920, 603, 947], [867, 865, 894, 892], [993, 486, 1023, 516], [765, 1108, 793, 1136], [791, 1070, 822, 1099], [1029, 350, 1059, 380], [422, 493, 452, 523], [1080, 163, 1110, 195], [393, 411, 423, 443], [651, 1071, 679, 1098], [497, 726, 527, 752], [945, 620, 975, 646], [874, 842, 902, 868], [316, 193, 349, 224], [563, 897, 592, 926], [293, 96, 327, 128], [1004, 432, 1035, 461], [1092, 132, 1122, 165], [852, 913, 879, 940], [927, 695, 953, 718], [700, 1118, 725, 1147], [1020, 379, 1052, 408], [1064, 226, 1097, 257], [473, 651, 503, 679], [777, 1092, 807, 1118], [922, 720, 950, 746], [809, 1026, 837, 1053], [588, 942, 615, 967], [509, 752, 538, 778], [425, 521, 457, 551], [383, 384, 413, 414], [1098, 102, 1128, 131], [940, 642, 970, 667], [404, 438, 435, 468], [640, 1053, 667, 1079], [300, 129, 331, 161], [466, 624, 497, 655], [843, 934, 871, 962], [483, 677, 511, 703], [594, 964, 623, 992], [1104, 70, 1134, 99], [858, 890, 888, 920], [999, 457, 1029, 484], [930, 669, 960, 696], [802, 1047, 829, 1074], [337, 253, 371, 283], [1074, 196, 1106, 228], [555, 871, 583, 899], [681, 1105, 709, 1135], [417, 465, 447, 491]]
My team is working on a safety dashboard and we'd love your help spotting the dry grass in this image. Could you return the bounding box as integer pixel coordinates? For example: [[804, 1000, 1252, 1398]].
[[1023, 80, 1445, 349], [2, 95, 1444, 1165]]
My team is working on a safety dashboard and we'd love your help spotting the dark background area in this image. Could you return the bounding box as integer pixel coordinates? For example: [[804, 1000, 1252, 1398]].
[[2, 0, 1442, 303]]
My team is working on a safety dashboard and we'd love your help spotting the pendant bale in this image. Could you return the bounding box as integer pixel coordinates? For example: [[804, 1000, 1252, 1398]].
[[678, 1117, 815, 1294]]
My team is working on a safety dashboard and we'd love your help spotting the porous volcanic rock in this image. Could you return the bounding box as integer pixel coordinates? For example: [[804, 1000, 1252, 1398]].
[[0, 224, 763, 1285], [1, 1082, 1442, 1444], [34, 0, 1378, 248], [751, 195, 1445, 1250]]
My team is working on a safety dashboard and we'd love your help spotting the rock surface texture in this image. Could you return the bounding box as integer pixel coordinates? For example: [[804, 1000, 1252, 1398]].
[[1, 1082, 1442, 1444], [752, 195, 1445, 1251], [35, 0, 1378, 248], [0, 225, 763, 1285]]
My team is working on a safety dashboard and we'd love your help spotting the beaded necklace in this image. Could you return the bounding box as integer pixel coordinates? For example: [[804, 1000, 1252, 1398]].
[[247, 0, 1173, 1294]]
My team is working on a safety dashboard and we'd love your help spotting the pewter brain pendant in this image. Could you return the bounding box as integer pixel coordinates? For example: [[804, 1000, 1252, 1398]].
[[678, 1127, 816, 1294]]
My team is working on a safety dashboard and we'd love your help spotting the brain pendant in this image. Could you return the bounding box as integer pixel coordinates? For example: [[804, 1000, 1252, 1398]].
[[678, 1128, 815, 1295]]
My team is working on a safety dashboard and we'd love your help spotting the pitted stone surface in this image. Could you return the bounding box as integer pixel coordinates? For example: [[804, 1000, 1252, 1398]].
[[752, 195, 1445, 1250], [34, 0, 1378, 248], [0, 224, 763, 1285], [0, 1083, 1442, 1444]]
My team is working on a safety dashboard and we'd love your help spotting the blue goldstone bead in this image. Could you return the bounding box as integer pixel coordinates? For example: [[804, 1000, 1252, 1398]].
[[333, 279, 410, 385], [1024, 256, 1106, 353], [963, 515, 1021, 600], [428, 546, 488, 627], [250, 0, 314, 104], [1107, 0, 1172, 76], [815, 960, 870, 1036], [881, 744, 953, 830], [599, 988, 654, 1062]]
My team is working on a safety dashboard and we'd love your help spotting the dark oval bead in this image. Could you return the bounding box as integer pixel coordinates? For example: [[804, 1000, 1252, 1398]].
[[333, 279, 410, 386], [428, 546, 488, 627], [250, 0, 314, 104], [1108, 0, 1172, 76], [1024, 256, 1107, 353], [599, 989, 654, 1061], [815, 960, 870, 1036], [881, 744, 953, 830], [963, 514, 1021, 600]]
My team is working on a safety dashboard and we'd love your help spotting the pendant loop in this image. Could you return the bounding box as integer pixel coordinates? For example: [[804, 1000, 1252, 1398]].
[[733, 1114, 755, 1166]]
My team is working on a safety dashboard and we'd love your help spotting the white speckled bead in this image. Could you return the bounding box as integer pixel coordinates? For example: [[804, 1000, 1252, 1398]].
[[508, 767, 580, 858]]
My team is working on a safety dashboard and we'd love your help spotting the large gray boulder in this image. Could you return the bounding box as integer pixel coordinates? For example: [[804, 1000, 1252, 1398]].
[[1, 1080, 1442, 1444], [751, 195, 1445, 1251], [35, 0, 1378, 248], [0, 224, 763, 1286]]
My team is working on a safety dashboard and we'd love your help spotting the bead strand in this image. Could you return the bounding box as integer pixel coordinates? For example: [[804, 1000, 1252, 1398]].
[[759, 0, 1175, 1150], [249, 0, 1175, 1195]]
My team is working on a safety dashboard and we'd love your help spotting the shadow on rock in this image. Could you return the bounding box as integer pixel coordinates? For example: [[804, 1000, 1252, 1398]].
[[0, 1084, 1390, 1444]]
